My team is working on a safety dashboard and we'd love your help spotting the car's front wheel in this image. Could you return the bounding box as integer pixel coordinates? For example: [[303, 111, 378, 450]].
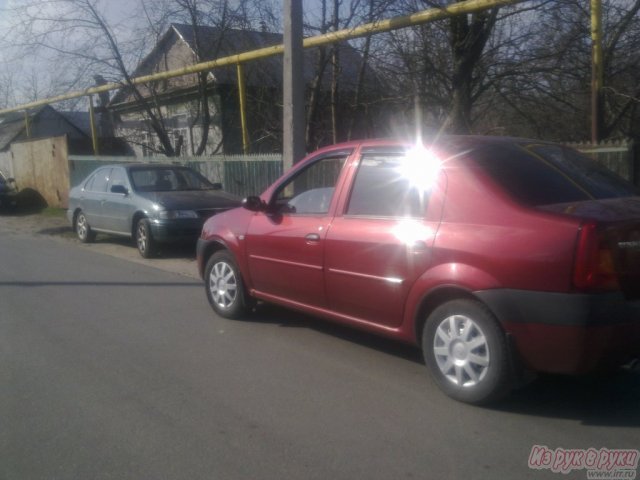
[[136, 218, 157, 258], [75, 211, 96, 243], [205, 251, 252, 319], [422, 299, 512, 404]]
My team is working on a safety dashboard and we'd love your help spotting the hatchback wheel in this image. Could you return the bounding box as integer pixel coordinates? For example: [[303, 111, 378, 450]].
[[423, 299, 511, 404], [75, 211, 96, 243], [205, 251, 252, 319], [136, 218, 156, 258]]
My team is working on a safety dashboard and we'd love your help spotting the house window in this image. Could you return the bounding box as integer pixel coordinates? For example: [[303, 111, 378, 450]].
[[142, 133, 155, 157]]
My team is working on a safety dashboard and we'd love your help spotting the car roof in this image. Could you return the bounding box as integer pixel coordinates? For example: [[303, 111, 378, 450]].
[[316, 135, 553, 152], [92, 163, 196, 171], [125, 163, 192, 169]]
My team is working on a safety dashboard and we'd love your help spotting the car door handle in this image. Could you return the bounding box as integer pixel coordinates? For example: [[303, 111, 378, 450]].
[[305, 233, 321, 242]]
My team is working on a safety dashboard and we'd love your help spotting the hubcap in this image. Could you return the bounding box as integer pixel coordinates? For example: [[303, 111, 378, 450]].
[[433, 315, 490, 387], [77, 215, 87, 239], [137, 224, 147, 253], [209, 261, 238, 309]]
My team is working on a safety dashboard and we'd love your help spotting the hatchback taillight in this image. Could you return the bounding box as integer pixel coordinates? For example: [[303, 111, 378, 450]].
[[572, 222, 620, 292]]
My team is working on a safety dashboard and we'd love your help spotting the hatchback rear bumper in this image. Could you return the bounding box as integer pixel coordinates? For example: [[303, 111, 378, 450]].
[[476, 289, 640, 374]]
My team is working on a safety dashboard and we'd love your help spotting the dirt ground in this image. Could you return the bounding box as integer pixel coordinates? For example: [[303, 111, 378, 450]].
[[0, 209, 71, 236], [0, 208, 200, 279]]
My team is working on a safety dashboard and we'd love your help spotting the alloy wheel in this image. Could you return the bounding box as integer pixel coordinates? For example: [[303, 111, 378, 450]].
[[137, 223, 148, 254], [208, 261, 238, 309], [433, 314, 490, 387], [76, 214, 88, 240]]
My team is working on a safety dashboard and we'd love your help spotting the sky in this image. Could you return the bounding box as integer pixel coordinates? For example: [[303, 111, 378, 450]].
[[0, 0, 335, 108]]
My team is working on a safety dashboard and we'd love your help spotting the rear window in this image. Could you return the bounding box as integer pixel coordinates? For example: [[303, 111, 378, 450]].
[[469, 143, 639, 206], [129, 167, 214, 192]]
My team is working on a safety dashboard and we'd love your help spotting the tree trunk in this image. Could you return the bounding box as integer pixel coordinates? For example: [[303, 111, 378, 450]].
[[444, 6, 498, 134], [330, 0, 340, 144]]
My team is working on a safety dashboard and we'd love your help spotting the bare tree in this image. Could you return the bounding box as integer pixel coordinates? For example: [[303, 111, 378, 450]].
[[374, 0, 517, 135], [129, 0, 281, 155], [0, 67, 17, 109], [488, 0, 640, 142], [2, 0, 179, 152], [303, 0, 391, 149], [2, 0, 271, 156]]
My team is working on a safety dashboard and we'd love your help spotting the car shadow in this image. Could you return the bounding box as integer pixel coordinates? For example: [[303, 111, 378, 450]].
[[248, 303, 640, 425], [38, 225, 74, 236], [157, 242, 198, 259], [33, 221, 198, 259], [496, 367, 640, 426], [74, 235, 197, 259], [249, 302, 424, 364]]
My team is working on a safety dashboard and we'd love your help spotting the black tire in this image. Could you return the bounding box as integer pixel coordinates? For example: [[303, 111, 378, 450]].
[[205, 250, 252, 319], [422, 299, 512, 404], [135, 218, 157, 258], [75, 211, 96, 243]]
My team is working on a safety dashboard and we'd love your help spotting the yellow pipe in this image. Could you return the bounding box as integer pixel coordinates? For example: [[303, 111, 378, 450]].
[[89, 95, 100, 155], [0, 0, 521, 116], [236, 63, 250, 154]]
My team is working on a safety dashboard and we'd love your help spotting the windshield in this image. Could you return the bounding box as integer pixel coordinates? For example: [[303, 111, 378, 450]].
[[469, 143, 640, 206], [129, 167, 215, 192]]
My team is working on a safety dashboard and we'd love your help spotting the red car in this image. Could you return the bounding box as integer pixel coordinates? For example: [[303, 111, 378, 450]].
[[197, 136, 640, 404]]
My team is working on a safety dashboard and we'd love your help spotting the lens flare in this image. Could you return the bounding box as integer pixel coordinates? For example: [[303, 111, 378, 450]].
[[392, 219, 434, 247], [397, 144, 441, 192]]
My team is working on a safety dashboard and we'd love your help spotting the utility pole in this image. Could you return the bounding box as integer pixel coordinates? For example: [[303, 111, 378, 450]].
[[283, 0, 305, 169], [591, 0, 603, 144]]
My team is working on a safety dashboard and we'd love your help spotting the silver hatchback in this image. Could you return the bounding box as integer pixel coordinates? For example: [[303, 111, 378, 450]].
[[67, 163, 240, 257]]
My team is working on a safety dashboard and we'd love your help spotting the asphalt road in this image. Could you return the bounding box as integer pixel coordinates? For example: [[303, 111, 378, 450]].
[[1, 215, 640, 480]]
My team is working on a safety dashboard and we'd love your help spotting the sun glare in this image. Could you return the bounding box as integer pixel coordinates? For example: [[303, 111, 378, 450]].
[[392, 219, 434, 247], [397, 144, 442, 192]]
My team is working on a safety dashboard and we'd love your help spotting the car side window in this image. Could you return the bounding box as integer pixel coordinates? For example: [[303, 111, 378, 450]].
[[274, 155, 347, 215], [86, 168, 111, 193], [108, 167, 128, 191], [346, 154, 427, 218]]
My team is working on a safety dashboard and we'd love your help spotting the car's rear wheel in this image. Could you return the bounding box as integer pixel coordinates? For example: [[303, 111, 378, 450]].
[[423, 299, 511, 404], [75, 211, 96, 243], [205, 251, 252, 319], [136, 218, 156, 258]]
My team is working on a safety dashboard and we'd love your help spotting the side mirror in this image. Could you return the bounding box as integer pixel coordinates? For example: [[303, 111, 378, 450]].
[[7, 177, 15, 183], [242, 195, 266, 212], [111, 184, 128, 195], [211, 182, 223, 190]]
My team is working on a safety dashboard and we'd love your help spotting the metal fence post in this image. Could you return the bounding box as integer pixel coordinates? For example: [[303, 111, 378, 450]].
[[283, 0, 305, 170], [236, 63, 250, 155], [89, 95, 100, 156]]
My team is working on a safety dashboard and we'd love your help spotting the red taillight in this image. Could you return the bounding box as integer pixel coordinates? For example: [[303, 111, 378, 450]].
[[573, 222, 619, 291]]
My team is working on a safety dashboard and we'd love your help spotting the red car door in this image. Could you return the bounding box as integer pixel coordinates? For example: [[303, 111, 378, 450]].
[[245, 153, 350, 309], [324, 149, 444, 329]]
